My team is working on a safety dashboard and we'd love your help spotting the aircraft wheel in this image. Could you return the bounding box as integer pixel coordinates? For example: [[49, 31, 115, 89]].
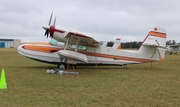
[[58, 63, 67, 70], [123, 64, 127, 69]]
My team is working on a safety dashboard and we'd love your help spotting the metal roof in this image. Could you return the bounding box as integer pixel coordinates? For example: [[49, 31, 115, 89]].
[[0, 39, 14, 41]]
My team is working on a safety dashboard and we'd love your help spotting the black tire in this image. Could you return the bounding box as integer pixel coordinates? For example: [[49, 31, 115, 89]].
[[57, 63, 67, 70]]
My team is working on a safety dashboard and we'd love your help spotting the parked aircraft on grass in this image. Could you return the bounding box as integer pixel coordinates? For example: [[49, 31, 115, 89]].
[[17, 13, 167, 70], [166, 44, 180, 54]]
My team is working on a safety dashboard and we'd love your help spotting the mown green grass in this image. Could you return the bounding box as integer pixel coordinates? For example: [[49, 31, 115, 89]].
[[0, 48, 180, 107]]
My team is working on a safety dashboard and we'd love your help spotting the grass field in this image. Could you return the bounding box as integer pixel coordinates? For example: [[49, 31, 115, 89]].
[[0, 48, 180, 107]]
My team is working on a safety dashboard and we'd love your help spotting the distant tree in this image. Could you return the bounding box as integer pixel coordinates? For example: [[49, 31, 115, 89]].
[[172, 40, 176, 44], [132, 41, 138, 49], [166, 40, 172, 45], [123, 42, 131, 48], [121, 41, 142, 49], [137, 42, 142, 48], [166, 40, 177, 45]]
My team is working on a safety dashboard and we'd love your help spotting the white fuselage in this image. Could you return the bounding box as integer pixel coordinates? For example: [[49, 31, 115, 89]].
[[17, 42, 162, 66], [18, 26, 166, 67]]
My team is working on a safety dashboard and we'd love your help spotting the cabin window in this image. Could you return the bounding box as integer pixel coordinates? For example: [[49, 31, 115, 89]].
[[106, 41, 114, 47], [71, 45, 87, 51]]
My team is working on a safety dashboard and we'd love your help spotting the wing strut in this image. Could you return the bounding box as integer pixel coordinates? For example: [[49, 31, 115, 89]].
[[75, 39, 79, 52], [151, 48, 157, 58], [64, 37, 70, 50]]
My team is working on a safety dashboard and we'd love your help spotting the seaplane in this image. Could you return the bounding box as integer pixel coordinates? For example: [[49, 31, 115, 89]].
[[17, 13, 167, 70]]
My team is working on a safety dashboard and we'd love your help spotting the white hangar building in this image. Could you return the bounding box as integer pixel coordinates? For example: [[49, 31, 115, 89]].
[[0, 39, 21, 48]]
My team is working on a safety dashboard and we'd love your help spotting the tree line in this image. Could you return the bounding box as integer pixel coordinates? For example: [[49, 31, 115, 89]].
[[121, 41, 142, 49], [121, 40, 179, 49], [166, 40, 179, 45]]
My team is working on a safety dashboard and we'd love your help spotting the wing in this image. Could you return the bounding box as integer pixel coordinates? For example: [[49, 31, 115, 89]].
[[65, 31, 100, 47]]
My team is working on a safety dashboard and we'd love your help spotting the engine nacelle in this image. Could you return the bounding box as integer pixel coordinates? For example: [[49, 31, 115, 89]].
[[53, 32, 67, 43], [49, 26, 69, 43]]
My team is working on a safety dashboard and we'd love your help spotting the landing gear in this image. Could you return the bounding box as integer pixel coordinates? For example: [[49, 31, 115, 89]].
[[57, 63, 67, 70], [123, 64, 127, 69]]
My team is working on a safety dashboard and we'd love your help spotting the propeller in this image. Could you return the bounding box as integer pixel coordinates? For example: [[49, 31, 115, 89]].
[[53, 17, 56, 26], [44, 29, 50, 38], [44, 12, 56, 38]]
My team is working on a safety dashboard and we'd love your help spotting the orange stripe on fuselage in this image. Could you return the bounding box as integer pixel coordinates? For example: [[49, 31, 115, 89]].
[[23, 45, 61, 53], [80, 51, 155, 63], [148, 31, 166, 38], [23, 45, 156, 63]]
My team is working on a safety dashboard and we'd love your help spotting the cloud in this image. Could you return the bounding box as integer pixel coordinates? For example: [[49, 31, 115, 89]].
[[0, 0, 180, 43]]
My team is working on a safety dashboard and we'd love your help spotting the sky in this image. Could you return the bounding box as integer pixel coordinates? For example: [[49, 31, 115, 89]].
[[0, 0, 180, 43]]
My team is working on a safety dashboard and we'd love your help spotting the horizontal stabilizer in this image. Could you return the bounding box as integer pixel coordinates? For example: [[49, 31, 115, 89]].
[[143, 43, 167, 49]]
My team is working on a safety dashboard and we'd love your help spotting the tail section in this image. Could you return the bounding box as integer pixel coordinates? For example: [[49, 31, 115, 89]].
[[138, 27, 167, 61], [113, 38, 121, 49]]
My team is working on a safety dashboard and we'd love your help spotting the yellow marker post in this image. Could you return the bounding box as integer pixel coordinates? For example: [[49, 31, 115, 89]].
[[0, 69, 7, 89]]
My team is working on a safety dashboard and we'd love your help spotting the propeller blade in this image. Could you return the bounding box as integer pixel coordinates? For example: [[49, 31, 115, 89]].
[[53, 17, 56, 26], [47, 33, 49, 38], [44, 30, 47, 36], [48, 12, 53, 25], [44, 29, 49, 38]]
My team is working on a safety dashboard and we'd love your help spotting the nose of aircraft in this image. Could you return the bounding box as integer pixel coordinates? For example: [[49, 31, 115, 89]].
[[42, 25, 50, 30], [43, 25, 51, 38], [43, 25, 55, 38], [43, 12, 56, 38]]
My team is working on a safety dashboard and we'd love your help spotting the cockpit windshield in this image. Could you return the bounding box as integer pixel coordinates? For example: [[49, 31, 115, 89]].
[[49, 39, 58, 46]]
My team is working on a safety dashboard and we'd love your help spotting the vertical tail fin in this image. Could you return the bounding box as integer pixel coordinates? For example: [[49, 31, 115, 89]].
[[138, 27, 167, 61], [113, 38, 121, 49]]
